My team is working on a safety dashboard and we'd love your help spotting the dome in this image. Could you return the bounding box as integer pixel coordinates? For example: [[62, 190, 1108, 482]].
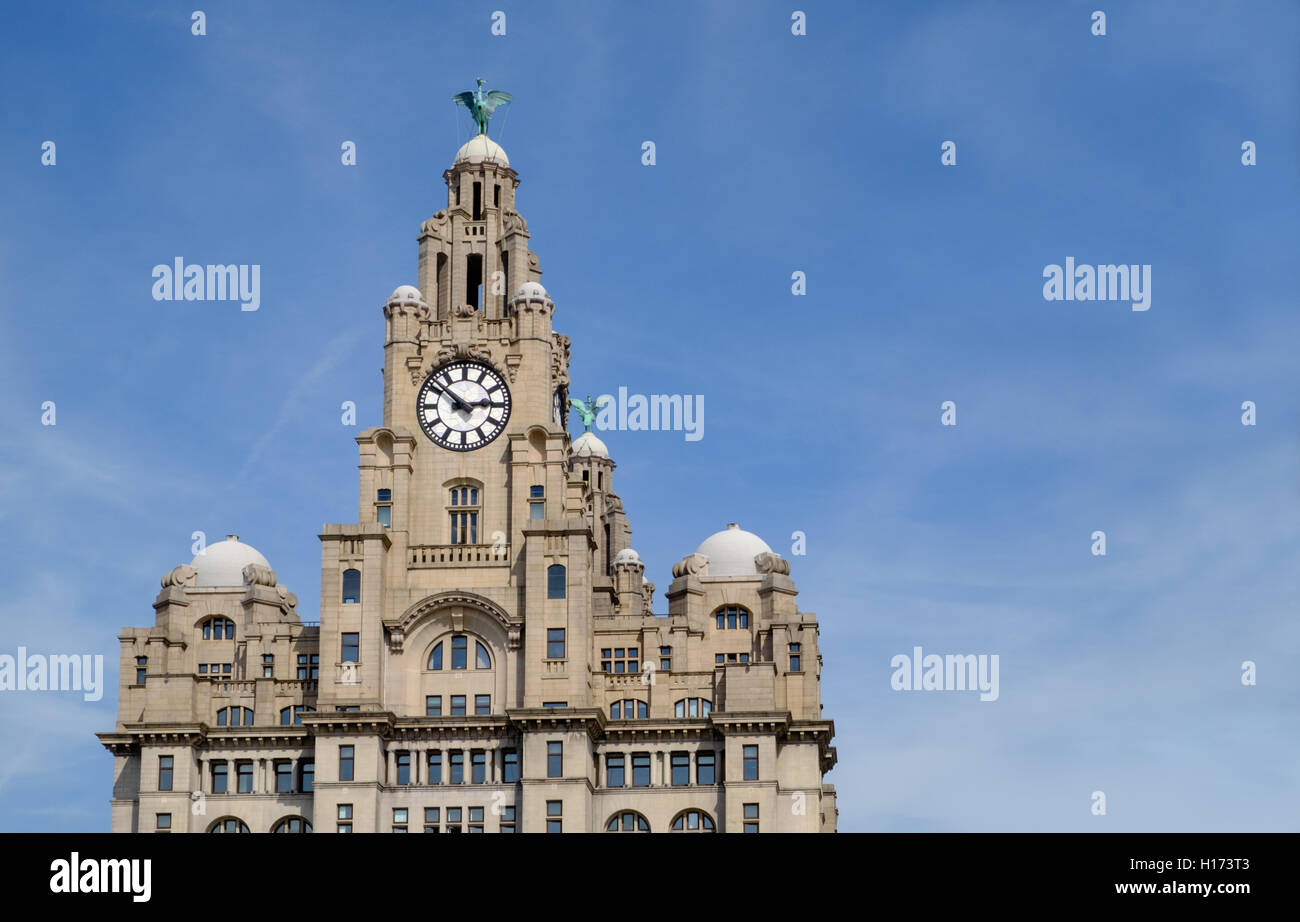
[[513, 281, 548, 301], [189, 535, 271, 588], [571, 431, 609, 458], [388, 284, 423, 303], [613, 548, 642, 565], [454, 134, 509, 167], [694, 523, 773, 578]]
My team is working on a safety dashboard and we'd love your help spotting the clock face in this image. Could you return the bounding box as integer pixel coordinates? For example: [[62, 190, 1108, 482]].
[[417, 361, 511, 451]]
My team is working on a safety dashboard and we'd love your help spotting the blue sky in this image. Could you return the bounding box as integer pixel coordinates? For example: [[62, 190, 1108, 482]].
[[1, 0, 1297, 832]]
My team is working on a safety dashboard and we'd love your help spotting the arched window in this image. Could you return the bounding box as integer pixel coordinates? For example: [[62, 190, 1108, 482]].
[[476, 641, 492, 669], [428, 635, 494, 671], [547, 564, 566, 599], [610, 699, 648, 720], [448, 485, 481, 545], [606, 811, 650, 832], [215, 707, 255, 727], [674, 698, 711, 718], [271, 816, 312, 833], [428, 642, 443, 670], [714, 606, 750, 630], [200, 617, 235, 640], [342, 569, 361, 604], [279, 705, 316, 726], [670, 809, 715, 832], [208, 817, 250, 833]]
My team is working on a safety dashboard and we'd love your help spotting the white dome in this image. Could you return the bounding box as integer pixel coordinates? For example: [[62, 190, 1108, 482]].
[[454, 134, 509, 166], [513, 281, 548, 301], [613, 548, 642, 565], [389, 284, 423, 303], [572, 431, 609, 458], [189, 535, 271, 588], [694, 523, 773, 578]]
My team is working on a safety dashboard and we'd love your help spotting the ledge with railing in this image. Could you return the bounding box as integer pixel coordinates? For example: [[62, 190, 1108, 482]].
[[409, 543, 510, 568]]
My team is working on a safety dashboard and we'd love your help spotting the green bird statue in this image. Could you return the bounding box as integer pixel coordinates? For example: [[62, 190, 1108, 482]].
[[453, 78, 512, 137]]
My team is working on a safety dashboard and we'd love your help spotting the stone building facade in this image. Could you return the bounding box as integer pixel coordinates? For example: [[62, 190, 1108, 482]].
[[99, 133, 837, 833]]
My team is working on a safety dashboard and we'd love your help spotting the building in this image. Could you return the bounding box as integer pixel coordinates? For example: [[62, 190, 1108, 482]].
[[98, 124, 838, 833]]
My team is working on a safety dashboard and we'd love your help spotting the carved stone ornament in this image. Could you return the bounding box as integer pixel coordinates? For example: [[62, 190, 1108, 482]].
[[754, 552, 790, 575], [501, 208, 528, 235], [276, 584, 299, 612], [242, 563, 278, 587], [161, 564, 197, 588], [671, 553, 709, 579], [508, 626, 522, 651]]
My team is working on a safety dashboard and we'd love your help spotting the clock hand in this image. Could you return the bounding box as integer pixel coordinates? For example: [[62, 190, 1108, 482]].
[[443, 386, 473, 413]]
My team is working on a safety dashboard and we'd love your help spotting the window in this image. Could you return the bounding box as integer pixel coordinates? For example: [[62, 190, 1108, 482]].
[[341, 632, 359, 663], [211, 762, 228, 794], [452, 635, 467, 670], [670, 809, 715, 832], [449, 486, 480, 545], [450, 695, 466, 716], [499, 805, 516, 833], [209, 817, 250, 834], [428, 643, 443, 671], [155, 813, 171, 833], [475, 694, 491, 715], [715, 606, 750, 630], [299, 760, 314, 793], [339, 745, 354, 782], [606, 811, 649, 832], [789, 642, 802, 672], [529, 485, 545, 498], [450, 751, 464, 784], [468, 806, 484, 833], [198, 662, 232, 676], [547, 741, 562, 778], [426, 695, 442, 717], [262, 654, 274, 679], [423, 807, 440, 833], [376, 489, 392, 528], [158, 756, 173, 791], [546, 800, 562, 834], [502, 749, 519, 783], [342, 569, 361, 604], [427, 751, 442, 784], [279, 705, 315, 725], [215, 707, 254, 726], [337, 804, 352, 834], [396, 751, 410, 785], [542, 701, 568, 708], [135, 656, 147, 685], [631, 753, 650, 787], [674, 697, 712, 718], [201, 617, 235, 640], [547, 565, 566, 599], [716, 652, 750, 664], [546, 629, 566, 659], [392, 808, 408, 833], [743, 745, 759, 780], [606, 754, 625, 788], [237, 761, 253, 793], [275, 760, 292, 793], [476, 641, 491, 669], [659, 646, 671, 672], [335, 705, 359, 712], [272, 816, 311, 833], [599, 647, 639, 674], [671, 752, 690, 786], [609, 699, 648, 719], [297, 653, 319, 680], [471, 750, 486, 784], [446, 806, 463, 833], [743, 803, 760, 833], [529, 484, 545, 519], [697, 751, 716, 785]]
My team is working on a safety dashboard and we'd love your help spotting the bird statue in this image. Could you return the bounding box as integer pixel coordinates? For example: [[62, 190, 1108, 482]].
[[569, 394, 609, 433], [453, 78, 512, 137]]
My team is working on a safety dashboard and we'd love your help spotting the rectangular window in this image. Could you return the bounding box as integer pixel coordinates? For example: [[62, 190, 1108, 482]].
[[546, 800, 562, 834], [743, 802, 759, 833], [450, 750, 464, 784], [157, 756, 173, 791], [468, 806, 484, 833], [155, 813, 171, 832], [743, 745, 759, 780], [660, 646, 671, 672], [529, 501, 544, 519], [471, 750, 486, 784], [392, 807, 408, 833], [211, 762, 227, 794], [631, 752, 650, 787], [499, 805, 515, 833], [237, 761, 253, 793], [607, 753, 625, 788], [697, 751, 716, 785], [341, 632, 359, 663], [474, 694, 491, 715], [376, 504, 391, 528], [274, 760, 292, 793], [446, 806, 463, 833], [502, 749, 518, 783], [423, 807, 440, 833], [542, 701, 567, 708], [547, 741, 562, 778], [451, 635, 467, 670], [339, 745, 354, 782], [529, 485, 545, 498], [450, 695, 466, 716], [262, 654, 274, 679], [790, 642, 802, 672], [297, 653, 319, 680], [546, 628, 565, 659], [135, 656, 147, 685], [337, 803, 352, 834], [671, 752, 690, 786], [426, 695, 442, 716], [396, 751, 410, 785], [300, 760, 314, 793], [427, 751, 442, 784], [547, 565, 566, 599]]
